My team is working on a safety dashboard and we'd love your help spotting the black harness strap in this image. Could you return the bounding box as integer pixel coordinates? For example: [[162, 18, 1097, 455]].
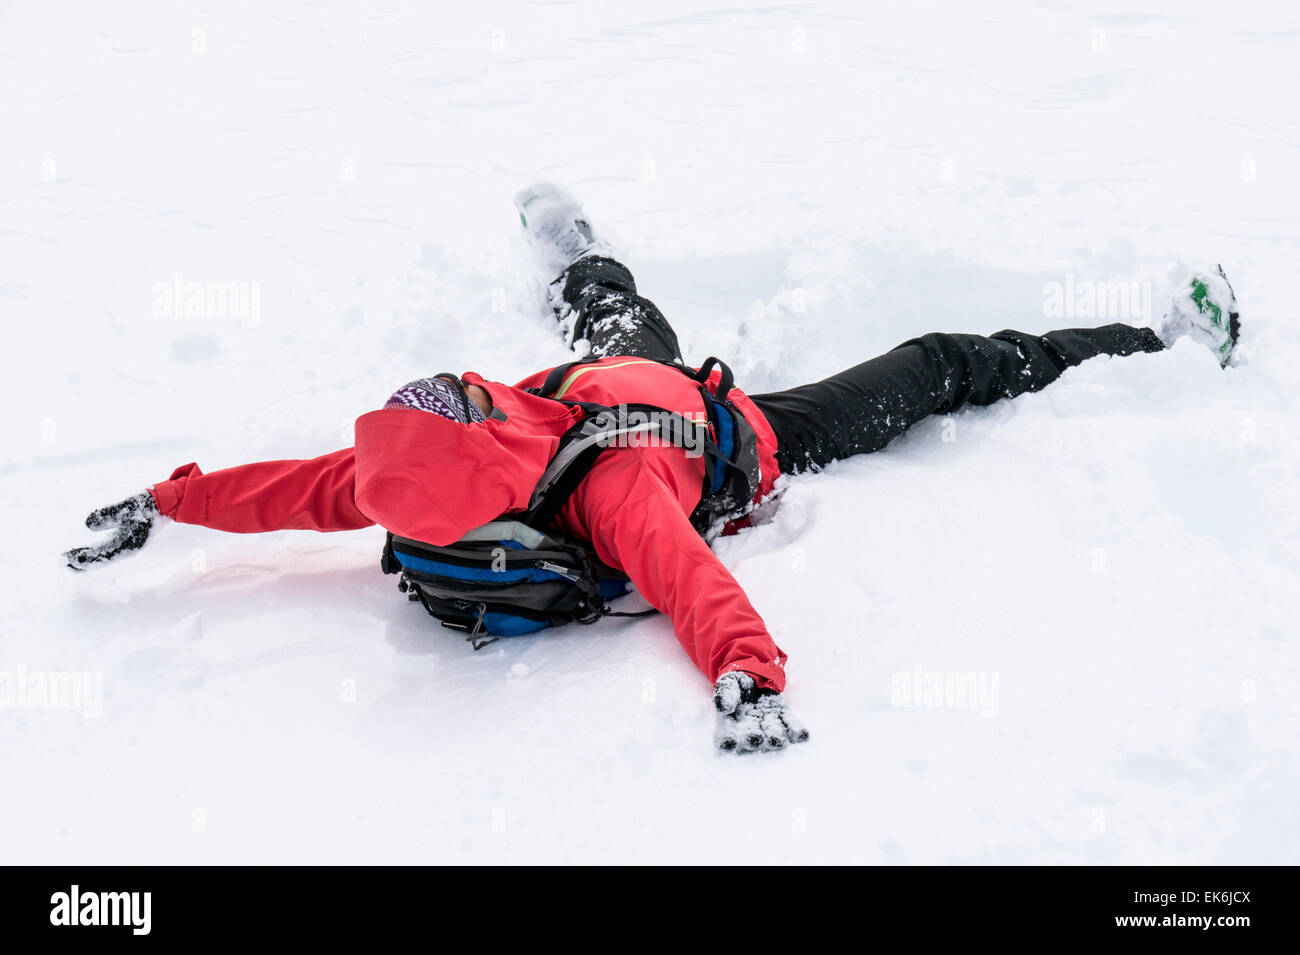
[[531, 355, 600, 398], [523, 402, 711, 529], [689, 356, 733, 401], [525, 430, 609, 529], [526, 356, 760, 532]]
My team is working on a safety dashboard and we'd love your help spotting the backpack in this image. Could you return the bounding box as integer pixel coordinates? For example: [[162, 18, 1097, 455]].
[[379, 357, 761, 649]]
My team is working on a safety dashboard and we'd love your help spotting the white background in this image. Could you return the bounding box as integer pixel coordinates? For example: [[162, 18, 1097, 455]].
[[2, 0, 1298, 863]]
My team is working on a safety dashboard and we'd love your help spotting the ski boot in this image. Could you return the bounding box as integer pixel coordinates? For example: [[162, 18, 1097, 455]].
[[513, 182, 609, 273], [1158, 264, 1241, 366]]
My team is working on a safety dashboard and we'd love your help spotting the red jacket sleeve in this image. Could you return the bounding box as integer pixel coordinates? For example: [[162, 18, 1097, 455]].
[[149, 448, 373, 533], [574, 459, 788, 692]]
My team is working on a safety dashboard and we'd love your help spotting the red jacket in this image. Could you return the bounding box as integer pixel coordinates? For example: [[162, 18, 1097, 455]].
[[149, 357, 788, 691]]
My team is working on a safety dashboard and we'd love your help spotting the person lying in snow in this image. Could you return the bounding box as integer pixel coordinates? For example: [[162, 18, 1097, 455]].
[[64, 183, 1242, 753]]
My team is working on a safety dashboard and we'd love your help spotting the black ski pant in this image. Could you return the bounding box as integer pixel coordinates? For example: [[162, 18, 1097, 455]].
[[553, 255, 685, 364], [553, 255, 1165, 475]]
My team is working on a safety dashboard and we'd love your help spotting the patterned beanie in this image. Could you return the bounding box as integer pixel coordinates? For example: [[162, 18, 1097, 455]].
[[384, 376, 486, 424]]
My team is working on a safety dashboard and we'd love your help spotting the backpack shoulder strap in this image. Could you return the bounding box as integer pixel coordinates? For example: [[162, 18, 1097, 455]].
[[529, 355, 600, 398], [524, 402, 652, 527], [689, 356, 734, 401], [523, 402, 710, 529], [524, 355, 759, 534]]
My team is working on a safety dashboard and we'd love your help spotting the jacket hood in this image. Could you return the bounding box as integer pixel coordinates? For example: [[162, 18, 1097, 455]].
[[353, 376, 579, 545]]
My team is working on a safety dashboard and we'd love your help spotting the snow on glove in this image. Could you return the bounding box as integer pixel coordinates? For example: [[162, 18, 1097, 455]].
[[713, 671, 809, 753], [63, 491, 161, 570]]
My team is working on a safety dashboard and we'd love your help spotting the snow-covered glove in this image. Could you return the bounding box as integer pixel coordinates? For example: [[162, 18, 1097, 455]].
[[713, 672, 809, 753], [63, 491, 161, 570]]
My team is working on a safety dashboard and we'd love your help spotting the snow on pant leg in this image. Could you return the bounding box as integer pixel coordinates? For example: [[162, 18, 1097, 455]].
[[551, 256, 684, 362], [749, 323, 1164, 474]]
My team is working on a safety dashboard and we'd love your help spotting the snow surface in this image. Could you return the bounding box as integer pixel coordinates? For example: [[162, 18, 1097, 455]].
[[3, 1, 1299, 864]]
